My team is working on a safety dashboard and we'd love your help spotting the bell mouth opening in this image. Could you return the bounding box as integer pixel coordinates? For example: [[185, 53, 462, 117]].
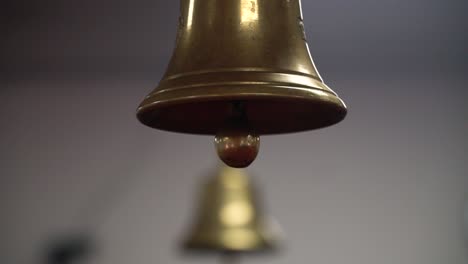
[[137, 87, 346, 135]]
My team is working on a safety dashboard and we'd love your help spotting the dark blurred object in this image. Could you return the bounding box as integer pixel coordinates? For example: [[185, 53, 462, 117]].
[[44, 234, 93, 264], [182, 166, 282, 253]]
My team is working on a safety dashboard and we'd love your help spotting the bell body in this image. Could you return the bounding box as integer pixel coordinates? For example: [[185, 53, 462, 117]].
[[137, 0, 346, 134], [183, 166, 280, 252]]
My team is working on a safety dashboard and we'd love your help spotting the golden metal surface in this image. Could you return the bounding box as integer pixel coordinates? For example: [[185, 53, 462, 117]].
[[183, 166, 280, 252], [137, 0, 346, 135]]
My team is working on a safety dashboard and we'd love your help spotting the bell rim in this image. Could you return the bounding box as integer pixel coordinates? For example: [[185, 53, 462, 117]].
[[182, 242, 278, 254], [182, 229, 279, 253], [137, 84, 347, 135]]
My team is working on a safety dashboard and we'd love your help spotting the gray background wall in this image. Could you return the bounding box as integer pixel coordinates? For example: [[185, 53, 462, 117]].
[[1, 0, 467, 263]]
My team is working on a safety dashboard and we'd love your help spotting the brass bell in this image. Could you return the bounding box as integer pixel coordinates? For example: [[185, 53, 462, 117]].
[[137, 0, 347, 168], [182, 166, 281, 252], [137, 0, 346, 135]]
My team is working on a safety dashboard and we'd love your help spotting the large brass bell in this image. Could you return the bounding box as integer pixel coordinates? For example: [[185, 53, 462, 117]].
[[183, 166, 281, 252], [137, 0, 346, 135]]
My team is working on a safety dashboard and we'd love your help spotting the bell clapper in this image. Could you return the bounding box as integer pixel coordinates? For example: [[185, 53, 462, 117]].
[[214, 101, 260, 168]]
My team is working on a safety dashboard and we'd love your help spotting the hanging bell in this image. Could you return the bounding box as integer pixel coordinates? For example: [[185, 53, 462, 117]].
[[137, 0, 346, 135], [182, 166, 281, 252]]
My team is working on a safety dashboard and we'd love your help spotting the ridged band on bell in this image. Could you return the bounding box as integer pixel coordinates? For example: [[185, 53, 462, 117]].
[[182, 166, 281, 252], [137, 0, 347, 134]]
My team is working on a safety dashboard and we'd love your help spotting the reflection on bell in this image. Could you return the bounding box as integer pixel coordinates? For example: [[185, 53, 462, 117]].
[[183, 166, 281, 252], [137, 0, 346, 135]]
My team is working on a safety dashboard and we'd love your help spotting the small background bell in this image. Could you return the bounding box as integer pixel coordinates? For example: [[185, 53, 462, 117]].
[[182, 166, 282, 253]]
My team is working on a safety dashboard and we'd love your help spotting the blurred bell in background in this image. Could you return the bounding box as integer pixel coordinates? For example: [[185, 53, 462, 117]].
[[182, 165, 282, 263]]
